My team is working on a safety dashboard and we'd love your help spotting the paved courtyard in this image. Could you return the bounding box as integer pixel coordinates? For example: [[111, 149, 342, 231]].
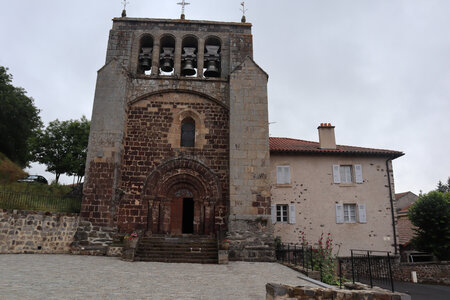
[[0, 254, 318, 299]]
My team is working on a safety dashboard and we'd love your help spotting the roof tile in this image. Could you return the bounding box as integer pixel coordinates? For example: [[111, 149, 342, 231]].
[[269, 137, 404, 158]]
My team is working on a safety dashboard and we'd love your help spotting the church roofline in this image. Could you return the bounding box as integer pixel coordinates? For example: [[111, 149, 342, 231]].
[[113, 17, 252, 28], [231, 56, 269, 79]]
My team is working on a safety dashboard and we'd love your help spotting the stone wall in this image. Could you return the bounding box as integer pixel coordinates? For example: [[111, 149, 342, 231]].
[[266, 283, 409, 300], [71, 220, 118, 256], [0, 209, 79, 254], [392, 261, 450, 285], [228, 56, 274, 261], [117, 91, 229, 233]]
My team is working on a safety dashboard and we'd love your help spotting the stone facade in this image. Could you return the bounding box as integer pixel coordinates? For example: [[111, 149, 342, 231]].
[[269, 126, 403, 257], [0, 209, 79, 254], [392, 261, 450, 285], [81, 16, 273, 260], [266, 283, 409, 300], [271, 154, 399, 256]]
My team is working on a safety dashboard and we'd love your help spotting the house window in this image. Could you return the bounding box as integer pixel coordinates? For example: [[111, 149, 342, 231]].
[[343, 204, 356, 223], [333, 164, 363, 184], [181, 117, 195, 147], [276, 204, 289, 223], [340, 165, 353, 183], [276, 165, 291, 185]]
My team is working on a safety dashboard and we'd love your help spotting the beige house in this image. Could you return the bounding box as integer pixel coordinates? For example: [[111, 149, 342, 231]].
[[270, 124, 404, 257]]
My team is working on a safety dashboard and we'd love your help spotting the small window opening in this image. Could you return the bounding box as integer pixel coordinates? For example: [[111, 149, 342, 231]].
[[181, 117, 195, 147]]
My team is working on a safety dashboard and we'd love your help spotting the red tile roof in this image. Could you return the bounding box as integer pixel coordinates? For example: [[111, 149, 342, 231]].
[[395, 192, 409, 200], [269, 137, 404, 158]]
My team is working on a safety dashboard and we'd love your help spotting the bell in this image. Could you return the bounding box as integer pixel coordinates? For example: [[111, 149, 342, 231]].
[[204, 60, 220, 77], [182, 59, 196, 76], [140, 58, 151, 70], [139, 47, 153, 71], [160, 58, 174, 72]]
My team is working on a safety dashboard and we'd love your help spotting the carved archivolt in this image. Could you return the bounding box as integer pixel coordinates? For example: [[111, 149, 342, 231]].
[[142, 156, 221, 203]]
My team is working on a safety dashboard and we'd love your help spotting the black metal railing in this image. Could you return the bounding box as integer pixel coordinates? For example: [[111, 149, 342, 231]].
[[350, 249, 394, 292], [275, 243, 322, 280], [0, 188, 81, 213]]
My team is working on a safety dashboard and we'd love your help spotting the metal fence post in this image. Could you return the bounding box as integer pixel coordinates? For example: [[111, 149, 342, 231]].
[[387, 252, 394, 292], [351, 250, 355, 284], [339, 258, 342, 289], [367, 251, 373, 288], [294, 244, 297, 265]]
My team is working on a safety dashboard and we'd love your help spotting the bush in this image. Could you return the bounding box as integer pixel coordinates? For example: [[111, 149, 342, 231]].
[[408, 191, 450, 260]]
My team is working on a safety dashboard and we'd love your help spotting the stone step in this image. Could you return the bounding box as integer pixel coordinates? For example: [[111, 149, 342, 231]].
[[134, 235, 218, 264], [135, 253, 217, 260], [135, 256, 218, 263], [138, 243, 217, 249]]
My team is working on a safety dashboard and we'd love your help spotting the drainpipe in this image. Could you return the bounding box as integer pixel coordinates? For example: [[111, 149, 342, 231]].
[[385, 158, 398, 255]]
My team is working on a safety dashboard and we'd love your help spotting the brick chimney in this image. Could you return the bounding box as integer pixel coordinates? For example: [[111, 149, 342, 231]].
[[318, 123, 336, 149]]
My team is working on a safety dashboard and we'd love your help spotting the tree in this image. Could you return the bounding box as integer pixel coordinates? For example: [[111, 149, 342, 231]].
[[31, 117, 90, 183], [436, 177, 450, 193], [408, 191, 450, 260], [0, 66, 42, 167]]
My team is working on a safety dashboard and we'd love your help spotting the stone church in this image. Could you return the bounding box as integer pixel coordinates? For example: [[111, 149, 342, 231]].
[[81, 13, 274, 261]]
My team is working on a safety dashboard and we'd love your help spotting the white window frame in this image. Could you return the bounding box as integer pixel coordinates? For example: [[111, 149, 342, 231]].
[[340, 165, 353, 184], [276, 165, 291, 185], [343, 204, 356, 223], [276, 204, 289, 223]]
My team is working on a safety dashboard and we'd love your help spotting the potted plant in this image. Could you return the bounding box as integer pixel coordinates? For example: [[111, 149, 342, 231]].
[[124, 231, 139, 249], [221, 239, 230, 250]]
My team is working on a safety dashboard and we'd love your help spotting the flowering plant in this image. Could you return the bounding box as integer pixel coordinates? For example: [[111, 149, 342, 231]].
[[124, 231, 138, 240]]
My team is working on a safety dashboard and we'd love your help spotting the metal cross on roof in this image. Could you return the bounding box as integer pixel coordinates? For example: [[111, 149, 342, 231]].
[[122, 0, 129, 10], [240, 1, 248, 22], [177, 0, 190, 18], [240, 1, 248, 15]]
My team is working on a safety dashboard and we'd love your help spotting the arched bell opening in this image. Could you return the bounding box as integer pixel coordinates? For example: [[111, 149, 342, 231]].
[[181, 35, 198, 77], [204, 36, 221, 78], [143, 158, 222, 236], [137, 34, 154, 75], [159, 35, 176, 75]]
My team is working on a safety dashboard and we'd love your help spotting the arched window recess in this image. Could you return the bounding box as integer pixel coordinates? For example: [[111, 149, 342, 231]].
[[181, 117, 195, 147]]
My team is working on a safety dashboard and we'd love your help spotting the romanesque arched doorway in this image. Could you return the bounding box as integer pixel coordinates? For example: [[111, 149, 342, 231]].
[[142, 157, 222, 235]]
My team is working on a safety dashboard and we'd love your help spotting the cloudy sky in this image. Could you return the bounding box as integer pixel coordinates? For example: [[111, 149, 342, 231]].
[[1, 0, 449, 194]]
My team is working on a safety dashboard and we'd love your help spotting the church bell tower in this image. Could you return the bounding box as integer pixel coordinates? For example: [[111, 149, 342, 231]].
[[82, 9, 274, 261]]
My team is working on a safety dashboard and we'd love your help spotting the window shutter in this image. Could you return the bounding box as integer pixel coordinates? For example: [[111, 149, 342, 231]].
[[271, 204, 276, 224], [285, 166, 291, 184], [358, 203, 367, 223], [276, 166, 283, 184], [276, 166, 290, 184], [336, 204, 344, 223], [288, 204, 296, 224], [333, 165, 341, 183], [355, 164, 363, 183]]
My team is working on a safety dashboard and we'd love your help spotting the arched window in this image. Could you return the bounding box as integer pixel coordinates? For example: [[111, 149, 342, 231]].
[[204, 36, 221, 78], [181, 117, 195, 147], [137, 35, 153, 75]]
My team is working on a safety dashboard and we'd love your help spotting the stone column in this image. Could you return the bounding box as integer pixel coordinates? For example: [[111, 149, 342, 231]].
[[197, 38, 205, 78], [174, 37, 182, 76], [151, 41, 160, 76]]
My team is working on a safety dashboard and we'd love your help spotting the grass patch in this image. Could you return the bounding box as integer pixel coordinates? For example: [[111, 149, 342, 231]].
[[0, 152, 28, 183], [0, 184, 81, 213]]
